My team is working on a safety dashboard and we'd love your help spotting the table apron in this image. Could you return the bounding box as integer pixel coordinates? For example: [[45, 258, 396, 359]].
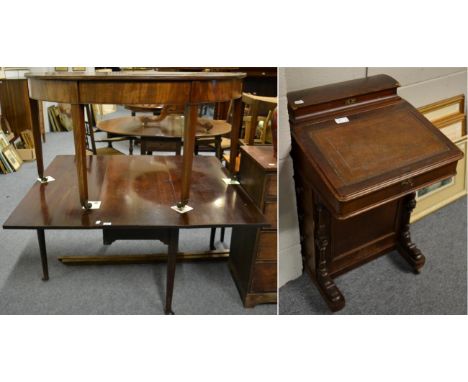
[[28, 78, 243, 105]]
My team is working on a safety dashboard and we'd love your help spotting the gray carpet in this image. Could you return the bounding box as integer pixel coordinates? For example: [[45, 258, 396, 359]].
[[279, 197, 467, 315], [0, 131, 276, 315]]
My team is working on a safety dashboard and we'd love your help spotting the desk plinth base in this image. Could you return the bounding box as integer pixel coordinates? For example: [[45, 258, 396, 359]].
[[302, 192, 425, 312]]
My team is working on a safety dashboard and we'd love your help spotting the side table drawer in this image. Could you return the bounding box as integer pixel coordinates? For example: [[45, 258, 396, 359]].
[[257, 231, 277, 261], [251, 262, 277, 292]]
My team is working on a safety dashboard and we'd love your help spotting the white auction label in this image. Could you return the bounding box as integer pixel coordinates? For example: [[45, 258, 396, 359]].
[[335, 117, 349, 124], [294, 100, 304, 105]]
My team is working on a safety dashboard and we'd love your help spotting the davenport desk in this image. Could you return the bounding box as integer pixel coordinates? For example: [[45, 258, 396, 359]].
[[288, 75, 464, 312]]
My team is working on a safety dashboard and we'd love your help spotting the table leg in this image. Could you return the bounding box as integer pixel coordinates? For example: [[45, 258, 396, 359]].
[[129, 138, 134, 155], [215, 136, 222, 160], [220, 227, 225, 243], [179, 104, 198, 208], [29, 99, 47, 182], [165, 228, 179, 315], [71, 104, 91, 210], [246, 100, 259, 146], [229, 97, 243, 176], [37, 229, 49, 281], [209, 228, 216, 250]]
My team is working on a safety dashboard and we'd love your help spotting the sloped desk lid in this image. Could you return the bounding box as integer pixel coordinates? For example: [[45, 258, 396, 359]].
[[291, 98, 463, 202]]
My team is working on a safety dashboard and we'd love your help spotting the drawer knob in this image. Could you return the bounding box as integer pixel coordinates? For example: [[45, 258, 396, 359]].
[[401, 179, 414, 187]]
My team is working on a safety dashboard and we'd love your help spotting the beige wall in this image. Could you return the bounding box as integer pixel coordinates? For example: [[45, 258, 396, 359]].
[[278, 67, 468, 287]]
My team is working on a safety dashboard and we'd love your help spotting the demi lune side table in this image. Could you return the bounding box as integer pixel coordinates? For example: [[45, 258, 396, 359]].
[[25, 71, 246, 211]]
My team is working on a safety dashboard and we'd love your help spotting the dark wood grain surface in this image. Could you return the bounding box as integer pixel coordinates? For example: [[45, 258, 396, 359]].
[[3, 155, 267, 229], [98, 115, 231, 138], [0, 79, 44, 139], [288, 74, 399, 111], [240, 145, 277, 171], [25, 71, 246, 81], [230, 144, 278, 307]]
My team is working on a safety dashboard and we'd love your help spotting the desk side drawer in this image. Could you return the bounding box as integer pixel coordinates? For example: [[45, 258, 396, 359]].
[[251, 262, 277, 292], [263, 201, 277, 228], [257, 231, 277, 261], [265, 174, 277, 199]]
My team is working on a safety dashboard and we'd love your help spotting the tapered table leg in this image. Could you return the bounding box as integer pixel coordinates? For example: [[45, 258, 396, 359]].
[[209, 228, 216, 250], [179, 104, 198, 208], [37, 229, 49, 281], [165, 229, 179, 315], [71, 104, 91, 210], [29, 99, 47, 182], [229, 97, 243, 176], [220, 227, 225, 243]]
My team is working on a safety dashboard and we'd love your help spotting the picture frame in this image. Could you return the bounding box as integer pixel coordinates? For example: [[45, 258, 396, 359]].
[[0, 130, 10, 149], [436, 113, 467, 141], [412, 136, 468, 222], [2, 145, 21, 171], [411, 95, 467, 222], [418, 94, 465, 123], [11, 145, 23, 166]]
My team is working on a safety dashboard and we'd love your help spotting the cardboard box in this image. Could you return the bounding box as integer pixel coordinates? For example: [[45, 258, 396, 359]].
[[16, 148, 36, 161]]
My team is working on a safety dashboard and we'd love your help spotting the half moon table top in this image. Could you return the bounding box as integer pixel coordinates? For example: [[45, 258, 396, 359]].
[[97, 115, 231, 138]]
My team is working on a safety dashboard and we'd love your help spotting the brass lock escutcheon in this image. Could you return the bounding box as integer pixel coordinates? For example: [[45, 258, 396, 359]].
[[345, 98, 357, 105]]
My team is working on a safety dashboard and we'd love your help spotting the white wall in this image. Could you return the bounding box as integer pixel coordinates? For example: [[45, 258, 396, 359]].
[[279, 67, 468, 287]]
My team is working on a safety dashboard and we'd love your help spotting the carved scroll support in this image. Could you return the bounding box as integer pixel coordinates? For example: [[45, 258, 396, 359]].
[[313, 199, 345, 312], [396, 192, 426, 273]]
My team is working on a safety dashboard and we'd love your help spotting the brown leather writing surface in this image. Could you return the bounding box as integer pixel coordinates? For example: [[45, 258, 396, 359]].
[[306, 103, 450, 188], [291, 93, 463, 218]]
